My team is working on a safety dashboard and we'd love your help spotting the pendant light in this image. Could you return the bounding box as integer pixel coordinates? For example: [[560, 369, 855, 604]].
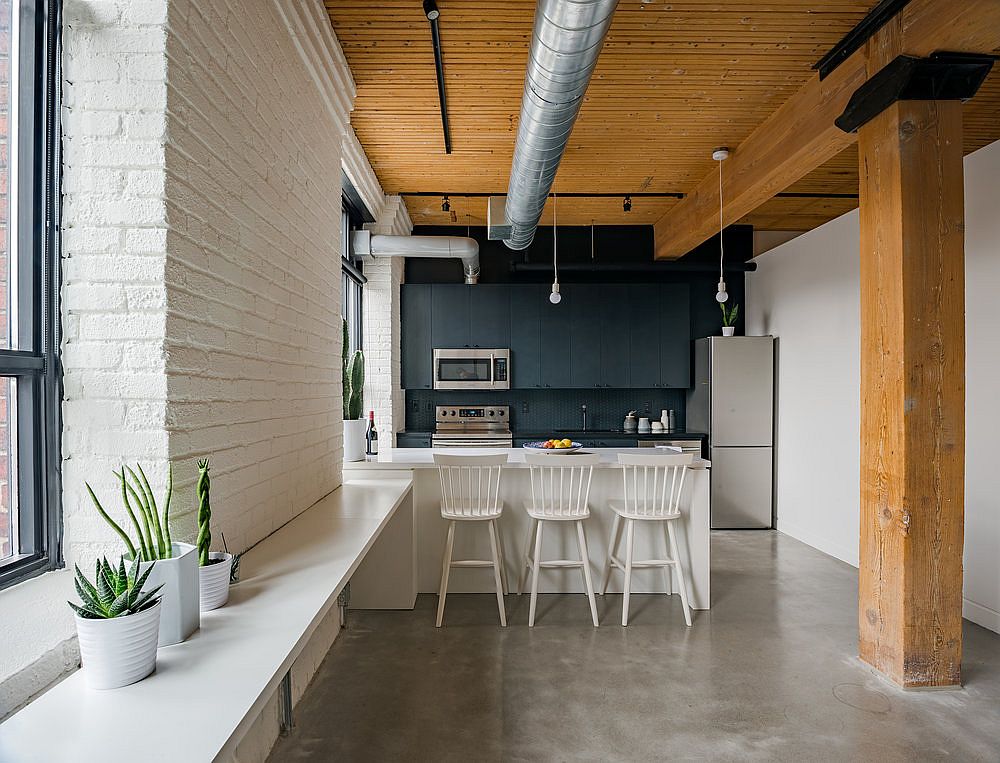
[[713, 148, 730, 303], [549, 193, 561, 304]]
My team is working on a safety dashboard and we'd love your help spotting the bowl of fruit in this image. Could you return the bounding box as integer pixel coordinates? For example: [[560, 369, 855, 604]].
[[523, 438, 583, 454]]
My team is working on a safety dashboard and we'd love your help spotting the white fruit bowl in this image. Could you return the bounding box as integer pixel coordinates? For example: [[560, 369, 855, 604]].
[[523, 441, 583, 454]]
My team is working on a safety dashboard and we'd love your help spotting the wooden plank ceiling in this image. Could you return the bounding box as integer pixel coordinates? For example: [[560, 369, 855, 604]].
[[327, 0, 1000, 232]]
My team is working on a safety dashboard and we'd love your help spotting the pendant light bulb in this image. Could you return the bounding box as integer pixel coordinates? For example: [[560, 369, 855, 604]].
[[549, 192, 561, 305], [549, 283, 562, 304], [715, 278, 728, 303]]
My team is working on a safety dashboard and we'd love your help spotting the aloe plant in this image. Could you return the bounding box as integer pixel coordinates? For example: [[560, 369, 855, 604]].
[[68, 555, 162, 619], [86, 463, 174, 561], [196, 459, 212, 566], [721, 301, 740, 328], [342, 318, 364, 420]]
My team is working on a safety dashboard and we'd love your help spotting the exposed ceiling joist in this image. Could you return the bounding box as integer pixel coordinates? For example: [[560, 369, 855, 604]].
[[652, 0, 1000, 259]]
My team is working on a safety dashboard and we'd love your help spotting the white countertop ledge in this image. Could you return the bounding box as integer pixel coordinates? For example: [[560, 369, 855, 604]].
[[347, 446, 711, 470], [0, 477, 415, 763]]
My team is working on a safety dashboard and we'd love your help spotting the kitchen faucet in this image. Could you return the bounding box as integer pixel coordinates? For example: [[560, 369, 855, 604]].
[[581, 404, 588, 432]]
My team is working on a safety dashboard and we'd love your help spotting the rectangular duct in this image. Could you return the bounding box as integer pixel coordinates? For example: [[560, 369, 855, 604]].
[[487, 196, 512, 241]]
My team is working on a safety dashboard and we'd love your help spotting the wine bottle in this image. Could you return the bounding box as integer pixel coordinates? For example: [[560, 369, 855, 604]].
[[366, 410, 378, 458]]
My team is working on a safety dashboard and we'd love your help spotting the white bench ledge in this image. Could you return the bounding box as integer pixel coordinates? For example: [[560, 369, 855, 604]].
[[0, 477, 414, 763]]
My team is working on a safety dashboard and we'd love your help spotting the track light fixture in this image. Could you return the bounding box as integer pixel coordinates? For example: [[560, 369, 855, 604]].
[[441, 195, 450, 212], [623, 194, 632, 213], [423, 0, 439, 21]]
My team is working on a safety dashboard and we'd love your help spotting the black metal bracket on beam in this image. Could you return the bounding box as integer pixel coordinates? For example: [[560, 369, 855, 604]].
[[813, 0, 912, 81], [835, 52, 996, 134], [424, 0, 452, 154]]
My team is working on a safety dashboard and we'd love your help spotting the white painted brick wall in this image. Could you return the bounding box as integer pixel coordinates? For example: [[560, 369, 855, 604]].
[[163, 0, 348, 554]]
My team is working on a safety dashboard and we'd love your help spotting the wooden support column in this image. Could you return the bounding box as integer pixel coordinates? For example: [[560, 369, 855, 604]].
[[858, 99, 965, 688]]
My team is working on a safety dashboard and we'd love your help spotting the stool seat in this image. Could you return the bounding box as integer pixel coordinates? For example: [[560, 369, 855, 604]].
[[523, 499, 590, 521], [441, 502, 504, 521], [607, 499, 682, 521]]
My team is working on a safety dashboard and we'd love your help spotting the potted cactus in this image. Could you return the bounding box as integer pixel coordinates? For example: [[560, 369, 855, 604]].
[[69, 556, 163, 689], [195, 459, 234, 611], [87, 463, 200, 646], [721, 302, 739, 337], [342, 318, 366, 462]]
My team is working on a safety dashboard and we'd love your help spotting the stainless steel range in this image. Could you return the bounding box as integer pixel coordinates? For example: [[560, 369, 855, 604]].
[[431, 405, 512, 448]]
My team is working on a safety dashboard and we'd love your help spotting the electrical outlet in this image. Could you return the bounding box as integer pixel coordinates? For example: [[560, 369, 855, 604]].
[[412, 400, 420, 413], [643, 400, 651, 413], [521, 401, 529, 415]]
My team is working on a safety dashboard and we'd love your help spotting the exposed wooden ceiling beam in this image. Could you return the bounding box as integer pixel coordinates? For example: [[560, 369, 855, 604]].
[[652, 0, 1000, 260]]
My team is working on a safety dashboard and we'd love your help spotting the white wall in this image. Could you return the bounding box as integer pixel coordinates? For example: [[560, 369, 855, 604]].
[[0, 0, 362, 718], [747, 139, 1000, 633]]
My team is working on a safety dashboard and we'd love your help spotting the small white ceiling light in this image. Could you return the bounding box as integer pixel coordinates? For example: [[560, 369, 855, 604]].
[[549, 193, 561, 304], [713, 147, 730, 303]]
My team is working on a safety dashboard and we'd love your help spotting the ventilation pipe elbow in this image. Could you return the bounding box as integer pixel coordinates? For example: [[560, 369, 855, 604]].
[[351, 231, 480, 284]]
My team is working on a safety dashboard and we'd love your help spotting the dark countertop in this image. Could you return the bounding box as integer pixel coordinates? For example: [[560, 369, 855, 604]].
[[400, 429, 706, 439]]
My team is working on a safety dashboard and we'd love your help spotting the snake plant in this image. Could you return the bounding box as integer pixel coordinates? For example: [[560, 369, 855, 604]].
[[342, 318, 365, 420], [721, 301, 740, 328], [68, 556, 162, 619], [196, 459, 212, 566], [86, 463, 174, 561]]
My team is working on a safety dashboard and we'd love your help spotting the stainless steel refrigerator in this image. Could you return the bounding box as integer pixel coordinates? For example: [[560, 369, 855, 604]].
[[687, 336, 774, 529]]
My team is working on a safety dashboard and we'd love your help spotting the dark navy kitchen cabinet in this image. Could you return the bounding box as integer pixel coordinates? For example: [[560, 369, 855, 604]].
[[510, 285, 542, 388], [468, 285, 510, 347], [396, 433, 431, 448], [628, 284, 661, 387], [659, 284, 691, 387], [568, 284, 603, 387], [401, 284, 433, 389], [601, 285, 631, 387], [539, 289, 573, 388], [431, 284, 470, 348]]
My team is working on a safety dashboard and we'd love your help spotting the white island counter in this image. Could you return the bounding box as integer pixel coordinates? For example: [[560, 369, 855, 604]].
[[345, 448, 711, 610]]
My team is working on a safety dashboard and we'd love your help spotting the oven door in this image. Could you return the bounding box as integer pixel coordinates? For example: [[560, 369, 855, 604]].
[[431, 436, 513, 448], [433, 349, 510, 390]]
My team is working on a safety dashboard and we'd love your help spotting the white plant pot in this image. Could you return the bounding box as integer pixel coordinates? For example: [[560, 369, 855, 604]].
[[722, 326, 736, 337], [199, 552, 234, 611], [137, 542, 200, 646], [343, 419, 367, 462], [75, 600, 161, 690]]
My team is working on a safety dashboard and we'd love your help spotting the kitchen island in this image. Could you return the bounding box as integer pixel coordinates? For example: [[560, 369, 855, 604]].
[[345, 447, 711, 610]]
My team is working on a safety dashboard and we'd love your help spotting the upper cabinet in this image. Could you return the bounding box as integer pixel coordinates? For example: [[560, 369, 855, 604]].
[[400, 282, 691, 390]]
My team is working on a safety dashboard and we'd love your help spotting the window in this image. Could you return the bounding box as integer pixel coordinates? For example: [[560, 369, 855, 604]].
[[341, 205, 365, 355], [0, 0, 62, 589]]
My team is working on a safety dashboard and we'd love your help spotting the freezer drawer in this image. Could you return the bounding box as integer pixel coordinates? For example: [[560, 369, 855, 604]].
[[710, 446, 773, 529]]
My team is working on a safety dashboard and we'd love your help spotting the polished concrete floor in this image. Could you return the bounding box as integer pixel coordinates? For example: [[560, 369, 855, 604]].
[[269, 531, 1000, 762]]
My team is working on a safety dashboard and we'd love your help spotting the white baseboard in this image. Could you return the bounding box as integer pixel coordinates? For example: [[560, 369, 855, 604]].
[[963, 599, 1000, 634], [775, 519, 859, 568]]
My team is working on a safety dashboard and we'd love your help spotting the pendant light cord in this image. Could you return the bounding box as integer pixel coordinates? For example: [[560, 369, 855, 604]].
[[718, 158, 725, 281], [552, 193, 558, 286]]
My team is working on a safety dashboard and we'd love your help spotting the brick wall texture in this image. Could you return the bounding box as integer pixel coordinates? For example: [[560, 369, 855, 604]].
[[60, 0, 355, 565]]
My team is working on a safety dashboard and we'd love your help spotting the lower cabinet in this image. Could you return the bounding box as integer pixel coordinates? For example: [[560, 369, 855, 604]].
[[396, 433, 431, 448]]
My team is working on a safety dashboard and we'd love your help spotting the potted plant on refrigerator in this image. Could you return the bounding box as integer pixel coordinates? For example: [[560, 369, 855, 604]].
[[195, 458, 234, 611], [342, 318, 366, 462], [720, 302, 739, 337], [68, 556, 163, 689], [86, 463, 200, 646]]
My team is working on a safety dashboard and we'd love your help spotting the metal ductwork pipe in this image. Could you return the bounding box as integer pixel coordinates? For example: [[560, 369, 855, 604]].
[[351, 231, 480, 284], [503, 0, 618, 250]]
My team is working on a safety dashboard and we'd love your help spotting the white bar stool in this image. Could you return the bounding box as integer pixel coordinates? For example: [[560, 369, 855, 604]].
[[518, 453, 600, 627], [600, 452, 695, 627], [433, 452, 510, 627]]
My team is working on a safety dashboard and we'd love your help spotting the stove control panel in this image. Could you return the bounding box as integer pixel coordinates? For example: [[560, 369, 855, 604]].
[[435, 405, 509, 424]]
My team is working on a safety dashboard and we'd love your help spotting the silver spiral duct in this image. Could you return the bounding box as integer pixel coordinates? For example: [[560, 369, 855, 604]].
[[503, 0, 618, 250]]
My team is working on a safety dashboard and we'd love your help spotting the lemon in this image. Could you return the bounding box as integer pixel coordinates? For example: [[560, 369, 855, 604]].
[[561, 438, 572, 447]]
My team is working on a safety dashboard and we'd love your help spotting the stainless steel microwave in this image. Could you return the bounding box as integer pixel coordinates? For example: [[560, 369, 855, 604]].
[[433, 349, 510, 390]]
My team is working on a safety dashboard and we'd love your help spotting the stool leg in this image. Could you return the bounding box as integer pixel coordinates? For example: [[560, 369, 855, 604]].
[[518, 518, 538, 595], [436, 521, 456, 627], [528, 520, 544, 627], [576, 520, 599, 627], [622, 519, 635, 627], [662, 523, 674, 595], [666, 521, 692, 627], [601, 513, 622, 595], [492, 520, 510, 596], [487, 520, 507, 627]]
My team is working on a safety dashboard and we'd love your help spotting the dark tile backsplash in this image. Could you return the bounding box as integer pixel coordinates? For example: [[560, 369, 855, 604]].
[[405, 388, 687, 433]]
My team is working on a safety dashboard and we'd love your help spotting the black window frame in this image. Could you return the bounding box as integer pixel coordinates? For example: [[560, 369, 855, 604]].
[[341, 202, 366, 356], [0, 0, 63, 589]]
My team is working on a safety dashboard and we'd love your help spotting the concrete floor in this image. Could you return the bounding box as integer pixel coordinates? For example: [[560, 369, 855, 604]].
[[269, 531, 1000, 762]]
